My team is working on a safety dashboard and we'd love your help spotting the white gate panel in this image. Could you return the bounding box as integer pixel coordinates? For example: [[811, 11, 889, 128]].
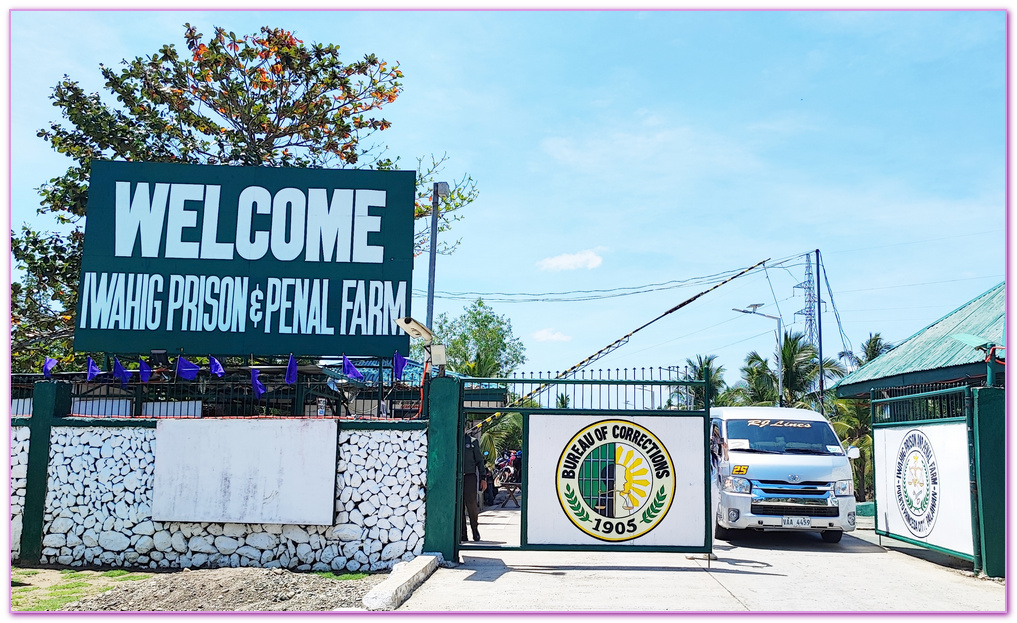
[[874, 422, 974, 556], [527, 414, 706, 547]]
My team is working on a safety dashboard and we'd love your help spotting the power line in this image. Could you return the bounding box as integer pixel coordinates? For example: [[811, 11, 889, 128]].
[[837, 275, 1003, 294], [412, 266, 757, 303]]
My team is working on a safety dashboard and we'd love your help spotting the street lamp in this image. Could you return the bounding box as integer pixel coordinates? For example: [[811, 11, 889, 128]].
[[733, 304, 784, 407], [426, 182, 450, 330]]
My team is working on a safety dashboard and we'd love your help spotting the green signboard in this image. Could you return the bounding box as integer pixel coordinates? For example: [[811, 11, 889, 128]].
[[74, 161, 415, 357]]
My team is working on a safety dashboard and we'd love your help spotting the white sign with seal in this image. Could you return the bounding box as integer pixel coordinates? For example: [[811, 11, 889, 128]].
[[874, 422, 974, 556], [527, 414, 707, 547]]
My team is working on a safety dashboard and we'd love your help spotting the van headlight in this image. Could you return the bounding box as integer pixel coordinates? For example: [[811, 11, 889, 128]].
[[835, 480, 854, 496], [722, 476, 751, 494]]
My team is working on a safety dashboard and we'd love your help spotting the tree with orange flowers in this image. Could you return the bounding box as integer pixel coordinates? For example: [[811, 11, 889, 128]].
[[12, 24, 477, 371]]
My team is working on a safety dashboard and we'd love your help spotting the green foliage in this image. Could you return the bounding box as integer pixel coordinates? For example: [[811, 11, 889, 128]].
[[640, 486, 667, 524], [481, 411, 523, 459], [311, 571, 369, 581], [11, 24, 476, 372], [563, 484, 590, 522], [422, 298, 526, 377]]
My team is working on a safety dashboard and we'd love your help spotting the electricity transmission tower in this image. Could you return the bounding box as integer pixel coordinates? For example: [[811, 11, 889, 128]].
[[794, 253, 818, 347]]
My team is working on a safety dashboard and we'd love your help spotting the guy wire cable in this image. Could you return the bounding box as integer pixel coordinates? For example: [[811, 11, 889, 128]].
[[468, 257, 770, 435]]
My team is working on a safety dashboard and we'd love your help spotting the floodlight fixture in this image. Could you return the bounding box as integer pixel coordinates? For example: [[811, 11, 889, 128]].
[[395, 316, 434, 344]]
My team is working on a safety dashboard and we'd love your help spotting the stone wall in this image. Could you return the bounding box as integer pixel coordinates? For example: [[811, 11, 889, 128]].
[[28, 424, 427, 571], [10, 426, 30, 561]]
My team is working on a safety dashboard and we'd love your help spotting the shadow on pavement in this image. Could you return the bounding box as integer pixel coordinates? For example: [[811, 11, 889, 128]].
[[458, 556, 785, 582], [717, 530, 885, 554]]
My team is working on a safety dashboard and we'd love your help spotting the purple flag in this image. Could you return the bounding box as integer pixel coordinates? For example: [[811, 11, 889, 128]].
[[43, 357, 58, 378], [285, 354, 298, 384], [251, 369, 266, 400], [86, 357, 101, 381], [139, 358, 152, 383], [112, 357, 129, 389], [394, 351, 407, 381], [343, 355, 364, 381], [177, 357, 200, 381], [209, 356, 225, 378]]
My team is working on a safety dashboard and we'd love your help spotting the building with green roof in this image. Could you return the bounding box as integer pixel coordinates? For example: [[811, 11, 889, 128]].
[[835, 282, 1004, 398], [834, 282, 1004, 578]]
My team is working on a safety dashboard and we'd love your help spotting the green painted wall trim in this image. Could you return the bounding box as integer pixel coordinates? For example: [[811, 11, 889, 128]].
[[873, 529, 975, 562], [20, 382, 71, 563], [422, 378, 460, 562], [972, 387, 1005, 578], [12, 419, 31, 427], [872, 417, 966, 428]]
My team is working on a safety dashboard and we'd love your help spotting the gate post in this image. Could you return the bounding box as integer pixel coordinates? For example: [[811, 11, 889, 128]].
[[423, 377, 461, 562], [20, 381, 71, 564]]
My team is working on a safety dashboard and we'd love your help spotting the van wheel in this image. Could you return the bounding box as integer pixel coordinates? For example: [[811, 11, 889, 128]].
[[821, 530, 843, 543], [714, 520, 737, 541]]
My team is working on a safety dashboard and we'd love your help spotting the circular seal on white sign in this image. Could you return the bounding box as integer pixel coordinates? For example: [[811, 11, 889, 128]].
[[893, 429, 940, 538], [555, 419, 675, 542]]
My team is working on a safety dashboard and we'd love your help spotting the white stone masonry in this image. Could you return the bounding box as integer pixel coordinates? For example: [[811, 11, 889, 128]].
[[11, 426, 30, 561], [33, 426, 427, 571]]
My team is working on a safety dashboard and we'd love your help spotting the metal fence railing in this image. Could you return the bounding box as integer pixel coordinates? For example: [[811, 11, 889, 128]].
[[10, 373, 425, 420], [464, 367, 710, 413], [871, 385, 969, 425]]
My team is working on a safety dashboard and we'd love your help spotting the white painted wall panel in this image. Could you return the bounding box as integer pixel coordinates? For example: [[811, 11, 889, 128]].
[[152, 419, 338, 525], [142, 401, 202, 417]]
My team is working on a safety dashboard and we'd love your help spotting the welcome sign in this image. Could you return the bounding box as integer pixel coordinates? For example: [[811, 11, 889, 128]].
[[74, 161, 415, 356]]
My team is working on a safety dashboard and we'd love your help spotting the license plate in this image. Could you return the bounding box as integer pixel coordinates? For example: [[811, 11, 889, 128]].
[[782, 516, 812, 528]]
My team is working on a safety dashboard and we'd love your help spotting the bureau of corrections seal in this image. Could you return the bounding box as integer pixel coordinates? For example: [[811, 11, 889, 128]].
[[556, 419, 675, 542], [894, 429, 940, 538]]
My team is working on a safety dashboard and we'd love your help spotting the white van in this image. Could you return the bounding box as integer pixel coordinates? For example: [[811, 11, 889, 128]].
[[710, 406, 859, 543]]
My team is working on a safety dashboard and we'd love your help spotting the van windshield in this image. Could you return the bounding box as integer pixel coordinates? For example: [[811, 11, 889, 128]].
[[725, 419, 843, 455]]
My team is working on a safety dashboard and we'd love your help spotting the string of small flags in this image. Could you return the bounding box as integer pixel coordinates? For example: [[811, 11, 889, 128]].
[[42, 350, 413, 400]]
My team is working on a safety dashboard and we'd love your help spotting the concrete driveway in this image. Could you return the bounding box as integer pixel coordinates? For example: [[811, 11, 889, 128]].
[[398, 508, 1005, 612]]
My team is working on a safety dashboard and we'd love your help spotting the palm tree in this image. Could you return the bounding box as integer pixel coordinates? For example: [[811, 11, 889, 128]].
[[728, 351, 779, 406], [839, 332, 894, 371], [678, 355, 726, 409], [830, 333, 893, 501], [831, 399, 874, 501], [776, 332, 846, 409]]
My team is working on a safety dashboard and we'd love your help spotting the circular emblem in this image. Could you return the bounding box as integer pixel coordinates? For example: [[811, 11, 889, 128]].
[[893, 429, 940, 538], [555, 419, 675, 542]]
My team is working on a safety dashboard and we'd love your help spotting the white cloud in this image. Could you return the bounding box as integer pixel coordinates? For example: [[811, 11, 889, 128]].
[[532, 328, 572, 343], [537, 249, 603, 271]]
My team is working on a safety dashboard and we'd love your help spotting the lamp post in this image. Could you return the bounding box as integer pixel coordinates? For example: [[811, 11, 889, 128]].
[[426, 182, 450, 329], [734, 305, 784, 407]]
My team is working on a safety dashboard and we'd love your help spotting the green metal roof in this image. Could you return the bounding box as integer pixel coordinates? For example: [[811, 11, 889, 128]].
[[834, 282, 1004, 397]]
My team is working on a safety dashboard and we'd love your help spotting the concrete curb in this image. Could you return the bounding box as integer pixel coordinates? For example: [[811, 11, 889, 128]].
[[360, 554, 441, 611]]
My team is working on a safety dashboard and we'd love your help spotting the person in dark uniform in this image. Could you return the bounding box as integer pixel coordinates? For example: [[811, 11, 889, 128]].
[[462, 430, 486, 542]]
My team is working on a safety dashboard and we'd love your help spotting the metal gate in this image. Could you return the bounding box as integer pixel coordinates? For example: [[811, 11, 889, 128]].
[[870, 386, 983, 572], [455, 373, 712, 559]]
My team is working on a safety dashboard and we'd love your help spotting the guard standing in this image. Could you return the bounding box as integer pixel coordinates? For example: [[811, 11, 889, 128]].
[[462, 430, 486, 542]]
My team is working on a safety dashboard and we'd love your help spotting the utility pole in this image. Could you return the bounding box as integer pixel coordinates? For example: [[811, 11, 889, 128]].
[[816, 249, 824, 416], [425, 182, 450, 329]]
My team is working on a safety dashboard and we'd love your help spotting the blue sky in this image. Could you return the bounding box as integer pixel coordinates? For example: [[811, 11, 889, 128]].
[[8, 8, 1007, 387]]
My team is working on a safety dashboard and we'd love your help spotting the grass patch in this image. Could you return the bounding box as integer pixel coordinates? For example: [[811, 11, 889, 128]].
[[15, 594, 85, 612], [112, 574, 151, 582], [59, 570, 88, 579], [312, 571, 369, 581], [13, 568, 40, 576], [101, 569, 130, 578], [50, 581, 91, 592]]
